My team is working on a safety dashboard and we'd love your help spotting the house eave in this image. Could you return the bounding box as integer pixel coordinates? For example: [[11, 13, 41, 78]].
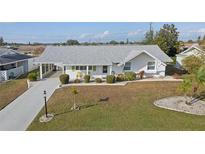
[[0, 59, 29, 66]]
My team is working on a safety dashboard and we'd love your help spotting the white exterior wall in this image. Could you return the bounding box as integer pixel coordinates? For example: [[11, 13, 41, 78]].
[[129, 53, 154, 73], [156, 60, 166, 76], [65, 65, 111, 80], [112, 53, 166, 76], [28, 58, 38, 72], [92, 66, 110, 78], [65, 67, 87, 80], [129, 53, 166, 76], [64, 52, 167, 79], [176, 55, 184, 68]]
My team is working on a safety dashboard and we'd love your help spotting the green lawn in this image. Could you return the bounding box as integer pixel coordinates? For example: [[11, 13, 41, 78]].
[[28, 81, 205, 131], [0, 79, 27, 110]]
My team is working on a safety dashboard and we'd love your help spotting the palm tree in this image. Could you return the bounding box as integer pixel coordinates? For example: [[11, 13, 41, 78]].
[[71, 87, 79, 111], [187, 65, 205, 104], [179, 76, 192, 103], [197, 65, 205, 84]]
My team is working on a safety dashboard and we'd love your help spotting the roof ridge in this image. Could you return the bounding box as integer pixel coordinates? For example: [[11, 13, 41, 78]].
[[45, 44, 159, 47]]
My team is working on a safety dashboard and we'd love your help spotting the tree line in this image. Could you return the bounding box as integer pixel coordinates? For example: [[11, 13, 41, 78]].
[[0, 24, 180, 57], [0, 23, 203, 57]]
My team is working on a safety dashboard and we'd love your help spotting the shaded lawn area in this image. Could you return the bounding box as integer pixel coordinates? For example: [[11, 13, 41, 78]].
[[0, 79, 27, 110], [28, 81, 205, 131]]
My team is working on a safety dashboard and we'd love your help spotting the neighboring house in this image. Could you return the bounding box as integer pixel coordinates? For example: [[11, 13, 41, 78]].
[[0, 48, 37, 81], [176, 44, 205, 68], [35, 45, 172, 80]]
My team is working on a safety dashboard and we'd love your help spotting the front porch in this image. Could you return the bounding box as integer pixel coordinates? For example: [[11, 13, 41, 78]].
[[39, 63, 57, 79], [39, 64, 113, 80], [64, 65, 113, 80]]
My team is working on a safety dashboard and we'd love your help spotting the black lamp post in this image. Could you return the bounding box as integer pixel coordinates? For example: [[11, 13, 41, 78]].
[[43, 90, 48, 118]]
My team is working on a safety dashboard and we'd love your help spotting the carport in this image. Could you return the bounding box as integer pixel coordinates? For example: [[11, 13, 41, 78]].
[[39, 63, 64, 79]]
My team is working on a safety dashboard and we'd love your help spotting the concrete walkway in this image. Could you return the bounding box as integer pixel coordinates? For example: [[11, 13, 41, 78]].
[[0, 78, 59, 131]]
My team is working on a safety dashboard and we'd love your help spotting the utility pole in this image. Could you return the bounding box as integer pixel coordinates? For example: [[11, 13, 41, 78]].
[[149, 22, 153, 32]]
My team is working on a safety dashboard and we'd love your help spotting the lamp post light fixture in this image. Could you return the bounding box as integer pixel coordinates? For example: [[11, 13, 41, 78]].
[[43, 90, 48, 118], [39, 90, 54, 123]]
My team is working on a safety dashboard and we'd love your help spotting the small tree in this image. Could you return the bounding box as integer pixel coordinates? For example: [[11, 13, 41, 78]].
[[71, 87, 79, 111], [179, 65, 205, 104], [197, 65, 205, 84], [179, 75, 193, 103]]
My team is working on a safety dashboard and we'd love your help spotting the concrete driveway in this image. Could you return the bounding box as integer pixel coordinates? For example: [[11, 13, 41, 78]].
[[0, 77, 59, 131]]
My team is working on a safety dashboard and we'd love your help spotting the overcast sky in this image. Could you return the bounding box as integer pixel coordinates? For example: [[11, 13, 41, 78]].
[[0, 22, 205, 43]]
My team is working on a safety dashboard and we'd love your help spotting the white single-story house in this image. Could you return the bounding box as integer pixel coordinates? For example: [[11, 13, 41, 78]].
[[176, 44, 205, 68], [35, 45, 172, 80], [0, 48, 37, 81]]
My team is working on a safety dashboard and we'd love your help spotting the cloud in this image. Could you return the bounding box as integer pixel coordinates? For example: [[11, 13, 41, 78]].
[[94, 30, 110, 39], [185, 28, 205, 34], [196, 28, 205, 33], [79, 33, 92, 39], [127, 29, 145, 36], [79, 31, 110, 40]]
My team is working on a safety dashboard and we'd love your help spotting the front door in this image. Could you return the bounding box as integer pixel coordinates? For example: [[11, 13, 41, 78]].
[[103, 66, 108, 73]]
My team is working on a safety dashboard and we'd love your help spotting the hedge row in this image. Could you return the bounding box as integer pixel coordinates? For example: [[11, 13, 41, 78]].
[[59, 71, 140, 84]]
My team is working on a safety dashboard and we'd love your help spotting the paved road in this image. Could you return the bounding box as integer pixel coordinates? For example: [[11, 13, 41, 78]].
[[0, 78, 59, 131]]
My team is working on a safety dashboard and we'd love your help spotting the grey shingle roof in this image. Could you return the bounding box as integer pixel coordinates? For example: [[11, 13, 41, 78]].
[[36, 45, 172, 65], [0, 48, 31, 65], [179, 44, 205, 56]]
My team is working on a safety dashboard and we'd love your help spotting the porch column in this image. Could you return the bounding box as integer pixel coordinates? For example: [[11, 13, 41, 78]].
[[4, 71, 8, 80], [48, 64, 50, 72], [40, 63, 43, 79], [110, 65, 112, 75], [62, 65, 65, 74], [86, 66, 89, 75]]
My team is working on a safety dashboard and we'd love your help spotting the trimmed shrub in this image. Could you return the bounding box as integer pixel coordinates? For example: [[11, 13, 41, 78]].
[[27, 72, 38, 81], [74, 79, 81, 83], [59, 74, 69, 84], [124, 72, 136, 81], [116, 74, 126, 82], [106, 75, 115, 83], [95, 78, 102, 83], [84, 75, 90, 83]]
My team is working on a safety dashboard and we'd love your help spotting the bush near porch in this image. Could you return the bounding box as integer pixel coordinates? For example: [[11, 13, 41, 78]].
[[59, 74, 70, 84], [124, 72, 136, 81], [95, 78, 102, 83], [0, 79, 27, 110], [27, 72, 38, 81], [84, 75, 90, 83], [106, 75, 115, 83]]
